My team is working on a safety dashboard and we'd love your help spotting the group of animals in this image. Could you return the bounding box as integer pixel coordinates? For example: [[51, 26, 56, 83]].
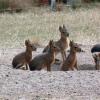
[[12, 24, 100, 71]]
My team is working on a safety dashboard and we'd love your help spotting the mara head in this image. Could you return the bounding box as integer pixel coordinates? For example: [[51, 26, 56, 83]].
[[70, 40, 82, 52], [59, 24, 69, 37], [49, 40, 60, 52], [25, 39, 37, 51]]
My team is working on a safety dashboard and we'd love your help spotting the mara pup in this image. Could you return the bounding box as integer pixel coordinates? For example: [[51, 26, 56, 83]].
[[43, 24, 70, 62], [29, 40, 58, 71], [61, 40, 82, 71], [12, 39, 37, 70]]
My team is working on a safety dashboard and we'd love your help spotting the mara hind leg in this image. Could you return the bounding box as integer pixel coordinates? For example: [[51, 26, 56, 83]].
[[15, 63, 23, 69], [70, 66, 75, 71], [26, 64, 30, 70], [68, 67, 74, 71], [16, 63, 29, 70], [19, 64, 29, 70], [95, 64, 98, 70], [47, 65, 51, 71], [95, 61, 100, 70]]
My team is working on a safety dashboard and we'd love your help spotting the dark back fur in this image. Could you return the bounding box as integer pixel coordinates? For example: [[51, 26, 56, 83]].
[[29, 40, 56, 71], [91, 44, 100, 53]]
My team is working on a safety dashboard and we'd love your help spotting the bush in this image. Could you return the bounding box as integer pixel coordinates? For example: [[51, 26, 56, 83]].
[[32, 0, 41, 6], [0, 0, 9, 10]]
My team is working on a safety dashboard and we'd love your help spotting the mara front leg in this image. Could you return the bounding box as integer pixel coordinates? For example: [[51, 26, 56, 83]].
[[61, 51, 66, 62], [74, 61, 78, 70], [63, 50, 67, 60]]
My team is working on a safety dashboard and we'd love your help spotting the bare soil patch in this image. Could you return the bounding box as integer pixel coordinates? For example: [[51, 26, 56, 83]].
[[0, 45, 100, 100]]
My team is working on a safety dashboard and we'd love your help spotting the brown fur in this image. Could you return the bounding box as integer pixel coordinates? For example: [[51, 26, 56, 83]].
[[61, 40, 82, 71], [43, 25, 69, 62], [29, 40, 57, 71], [12, 39, 37, 70], [93, 53, 100, 70]]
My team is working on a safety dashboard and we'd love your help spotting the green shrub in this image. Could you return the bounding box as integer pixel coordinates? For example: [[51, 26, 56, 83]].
[[32, 0, 40, 6], [0, 0, 9, 10]]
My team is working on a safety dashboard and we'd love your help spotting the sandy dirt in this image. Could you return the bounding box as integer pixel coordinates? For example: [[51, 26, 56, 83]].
[[0, 45, 100, 100]]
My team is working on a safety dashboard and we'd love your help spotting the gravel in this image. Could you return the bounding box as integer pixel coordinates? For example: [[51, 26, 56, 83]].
[[0, 45, 100, 100]]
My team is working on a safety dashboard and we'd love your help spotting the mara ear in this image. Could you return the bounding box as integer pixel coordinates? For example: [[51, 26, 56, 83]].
[[49, 40, 53, 46], [59, 26, 63, 33], [63, 24, 67, 31], [70, 40, 74, 46], [63, 24, 69, 36], [25, 39, 30, 46]]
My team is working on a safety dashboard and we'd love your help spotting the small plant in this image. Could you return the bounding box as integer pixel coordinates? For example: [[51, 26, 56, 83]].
[[0, 0, 9, 11], [32, 0, 40, 6]]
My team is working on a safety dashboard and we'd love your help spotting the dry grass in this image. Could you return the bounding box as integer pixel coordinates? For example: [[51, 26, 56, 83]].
[[0, 4, 100, 48]]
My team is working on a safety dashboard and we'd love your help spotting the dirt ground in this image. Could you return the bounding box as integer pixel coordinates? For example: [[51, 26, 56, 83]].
[[0, 45, 100, 100]]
